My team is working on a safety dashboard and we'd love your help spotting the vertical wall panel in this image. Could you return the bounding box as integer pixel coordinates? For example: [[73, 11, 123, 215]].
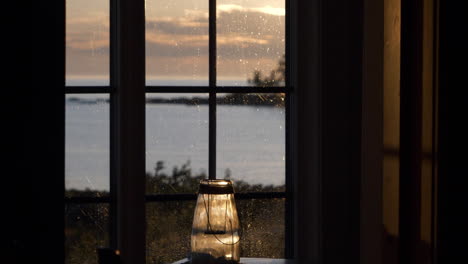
[[382, 0, 401, 263]]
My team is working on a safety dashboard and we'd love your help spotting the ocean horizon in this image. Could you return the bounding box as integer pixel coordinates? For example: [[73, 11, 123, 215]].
[[65, 79, 285, 192], [66, 77, 251, 87]]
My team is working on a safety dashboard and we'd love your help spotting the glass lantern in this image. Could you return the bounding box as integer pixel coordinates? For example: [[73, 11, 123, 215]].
[[191, 179, 240, 264]]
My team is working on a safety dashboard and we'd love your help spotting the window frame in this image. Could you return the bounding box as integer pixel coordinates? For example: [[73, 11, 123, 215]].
[[61, 0, 386, 263], [64, 0, 294, 262]]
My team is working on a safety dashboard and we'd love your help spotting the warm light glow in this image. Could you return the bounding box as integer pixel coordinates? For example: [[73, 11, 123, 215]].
[[191, 180, 240, 263]]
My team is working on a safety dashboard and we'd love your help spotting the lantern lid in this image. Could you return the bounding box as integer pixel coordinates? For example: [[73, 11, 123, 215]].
[[198, 179, 234, 194]]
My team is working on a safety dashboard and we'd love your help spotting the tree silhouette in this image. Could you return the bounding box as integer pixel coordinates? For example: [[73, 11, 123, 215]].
[[248, 55, 285, 87], [65, 161, 286, 264]]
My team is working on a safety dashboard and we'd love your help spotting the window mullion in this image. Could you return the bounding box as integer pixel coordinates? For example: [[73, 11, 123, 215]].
[[285, 0, 294, 258], [145, 86, 291, 93], [110, 0, 146, 263], [208, 0, 217, 180]]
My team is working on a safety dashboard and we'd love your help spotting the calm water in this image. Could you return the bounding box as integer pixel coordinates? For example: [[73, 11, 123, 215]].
[[65, 92, 285, 191]]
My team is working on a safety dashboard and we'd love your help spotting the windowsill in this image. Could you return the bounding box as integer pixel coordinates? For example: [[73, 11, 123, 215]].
[[172, 258, 294, 264]]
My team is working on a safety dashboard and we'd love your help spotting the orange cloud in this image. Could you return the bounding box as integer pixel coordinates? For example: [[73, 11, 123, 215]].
[[67, 6, 284, 79]]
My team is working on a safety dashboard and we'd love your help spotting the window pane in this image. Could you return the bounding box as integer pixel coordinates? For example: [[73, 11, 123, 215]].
[[217, 0, 285, 86], [146, 0, 209, 86], [66, 0, 109, 86], [66, 95, 109, 197], [217, 93, 285, 192], [238, 198, 285, 258], [146, 201, 195, 264], [65, 203, 109, 264], [146, 94, 208, 194], [146, 198, 284, 263]]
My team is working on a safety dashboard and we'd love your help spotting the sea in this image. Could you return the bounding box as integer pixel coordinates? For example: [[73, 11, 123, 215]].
[[65, 79, 285, 191]]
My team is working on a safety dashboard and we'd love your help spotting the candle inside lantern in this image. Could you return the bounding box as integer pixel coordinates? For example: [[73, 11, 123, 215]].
[[191, 179, 240, 264]]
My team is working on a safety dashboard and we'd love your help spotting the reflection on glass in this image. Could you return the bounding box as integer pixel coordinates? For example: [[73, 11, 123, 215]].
[[217, 0, 285, 86], [146, 94, 209, 194], [65, 203, 109, 264], [66, 95, 109, 196], [146, 0, 209, 86], [217, 93, 285, 192], [66, 0, 109, 85]]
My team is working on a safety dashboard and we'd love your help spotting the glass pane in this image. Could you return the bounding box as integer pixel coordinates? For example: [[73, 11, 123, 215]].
[[146, 0, 209, 86], [237, 198, 285, 258], [65, 203, 109, 264], [217, 0, 285, 86], [66, 0, 109, 86], [146, 199, 284, 263], [66, 95, 109, 197], [146, 94, 209, 194], [217, 93, 285, 192], [146, 201, 196, 264]]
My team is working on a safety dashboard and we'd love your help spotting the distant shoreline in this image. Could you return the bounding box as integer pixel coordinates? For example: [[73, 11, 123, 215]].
[[68, 94, 285, 107]]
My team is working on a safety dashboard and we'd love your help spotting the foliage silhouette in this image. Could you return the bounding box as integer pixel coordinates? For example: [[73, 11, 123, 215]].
[[65, 161, 285, 264], [248, 55, 285, 87]]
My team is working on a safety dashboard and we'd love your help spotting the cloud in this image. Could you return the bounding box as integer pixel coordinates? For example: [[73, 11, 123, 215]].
[[183, 9, 209, 19], [66, 32, 109, 51], [145, 8, 284, 59], [146, 17, 208, 35], [66, 13, 109, 52], [218, 4, 285, 16], [66, 14, 109, 28], [67, 7, 284, 77]]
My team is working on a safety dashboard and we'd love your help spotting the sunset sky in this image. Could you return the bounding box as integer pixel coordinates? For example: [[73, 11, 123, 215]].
[[66, 0, 285, 84]]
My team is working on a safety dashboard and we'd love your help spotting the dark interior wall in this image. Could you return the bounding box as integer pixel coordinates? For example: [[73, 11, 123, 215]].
[[361, 0, 384, 262], [382, 0, 401, 263], [8, 1, 65, 263], [399, 0, 436, 263], [399, 0, 468, 263], [399, 0, 424, 259], [320, 1, 363, 263], [436, 1, 467, 263]]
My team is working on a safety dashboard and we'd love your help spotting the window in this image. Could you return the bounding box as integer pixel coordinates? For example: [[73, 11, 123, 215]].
[[64, 1, 111, 263], [64, 0, 292, 263], [23, 0, 394, 263]]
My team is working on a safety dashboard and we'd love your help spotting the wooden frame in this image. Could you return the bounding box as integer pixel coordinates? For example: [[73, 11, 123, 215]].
[[109, 0, 146, 263], [293, 0, 385, 263]]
